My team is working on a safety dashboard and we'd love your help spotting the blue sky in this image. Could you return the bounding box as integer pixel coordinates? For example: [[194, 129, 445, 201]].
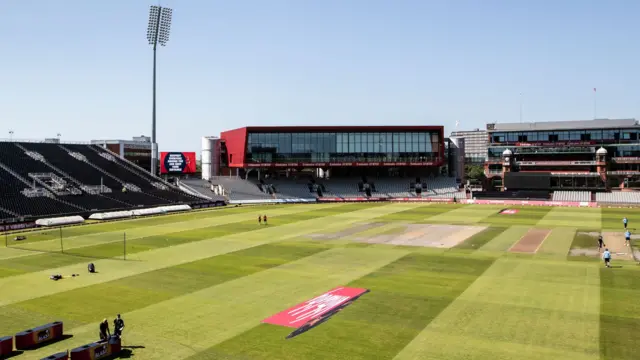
[[1, 0, 639, 154]]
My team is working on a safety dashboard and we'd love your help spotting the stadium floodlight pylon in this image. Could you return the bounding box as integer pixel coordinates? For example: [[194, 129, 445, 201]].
[[146, 5, 173, 176]]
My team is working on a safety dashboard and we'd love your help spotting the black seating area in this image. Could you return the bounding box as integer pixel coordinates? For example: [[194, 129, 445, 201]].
[[472, 190, 550, 200], [0, 141, 212, 223], [66, 144, 202, 203], [0, 166, 81, 219], [63, 193, 130, 211]]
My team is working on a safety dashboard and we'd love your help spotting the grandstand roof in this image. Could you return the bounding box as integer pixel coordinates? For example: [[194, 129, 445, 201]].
[[224, 125, 442, 133], [487, 118, 638, 132]]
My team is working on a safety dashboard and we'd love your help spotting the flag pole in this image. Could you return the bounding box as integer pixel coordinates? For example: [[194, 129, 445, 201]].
[[593, 87, 597, 119]]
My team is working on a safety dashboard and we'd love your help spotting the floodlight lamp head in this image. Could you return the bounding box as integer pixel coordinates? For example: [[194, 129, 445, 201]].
[[147, 5, 161, 45], [157, 7, 173, 46]]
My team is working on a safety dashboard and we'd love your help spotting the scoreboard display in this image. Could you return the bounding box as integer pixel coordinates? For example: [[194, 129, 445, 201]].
[[160, 152, 197, 174]]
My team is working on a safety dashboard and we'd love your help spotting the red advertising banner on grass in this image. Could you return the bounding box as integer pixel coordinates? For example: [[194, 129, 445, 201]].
[[263, 287, 370, 339], [160, 152, 197, 174]]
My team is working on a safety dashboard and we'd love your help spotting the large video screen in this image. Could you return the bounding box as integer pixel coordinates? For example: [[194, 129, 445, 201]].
[[160, 152, 197, 174], [504, 172, 551, 190]]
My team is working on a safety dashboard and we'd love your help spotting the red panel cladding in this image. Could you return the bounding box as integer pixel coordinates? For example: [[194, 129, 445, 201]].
[[439, 127, 444, 163], [220, 127, 248, 167], [243, 125, 442, 132], [0, 336, 13, 356]]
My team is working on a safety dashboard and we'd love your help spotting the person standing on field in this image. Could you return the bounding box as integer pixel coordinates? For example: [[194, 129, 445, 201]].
[[263, 215, 268, 225], [598, 235, 605, 252], [625, 229, 631, 247], [623, 217, 628, 229], [603, 248, 612, 268], [113, 314, 125, 338], [258, 215, 262, 225], [99, 319, 111, 341]]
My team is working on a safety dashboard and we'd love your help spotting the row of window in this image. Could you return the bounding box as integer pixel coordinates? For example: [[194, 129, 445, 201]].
[[490, 129, 640, 143], [487, 145, 640, 159], [247, 132, 440, 155], [248, 152, 440, 163]]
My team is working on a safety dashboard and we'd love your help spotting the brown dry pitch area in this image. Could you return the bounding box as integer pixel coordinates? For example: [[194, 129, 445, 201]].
[[309, 223, 486, 248], [509, 228, 551, 253]]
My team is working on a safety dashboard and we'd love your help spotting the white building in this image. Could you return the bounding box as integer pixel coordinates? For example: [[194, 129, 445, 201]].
[[450, 129, 487, 164]]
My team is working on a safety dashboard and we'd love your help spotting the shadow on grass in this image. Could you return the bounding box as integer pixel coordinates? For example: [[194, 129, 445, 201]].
[[2, 351, 24, 359], [116, 345, 146, 359]]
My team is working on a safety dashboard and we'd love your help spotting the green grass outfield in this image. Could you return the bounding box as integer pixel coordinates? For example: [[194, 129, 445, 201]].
[[1, 203, 640, 359]]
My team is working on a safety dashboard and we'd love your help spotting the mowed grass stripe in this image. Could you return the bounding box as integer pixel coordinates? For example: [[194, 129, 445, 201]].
[[0, 204, 272, 246], [454, 226, 508, 250], [482, 206, 552, 226], [394, 258, 600, 360], [536, 227, 577, 258], [0, 242, 332, 336], [204, 253, 494, 360], [0, 203, 421, 306], [0, 204, 360, 278], [376, 204, 462, 222], [24, 247, 411, 360], [537, 207, 601, 229], [0, 204, 341, 259], [478, 225, 530, 252], [427, 205, 504, 224], [600, 267, 640, 360], [600, 208, 638, 231]]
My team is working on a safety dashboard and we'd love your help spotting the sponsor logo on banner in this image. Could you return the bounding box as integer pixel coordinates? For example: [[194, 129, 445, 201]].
[[263, 287, 370, 339], [94, 344, 109, 358], [460, 199, 597, 208], [0, 222, 36, 232], [499, 209, 519, 215], [37, 329, 51, 342]]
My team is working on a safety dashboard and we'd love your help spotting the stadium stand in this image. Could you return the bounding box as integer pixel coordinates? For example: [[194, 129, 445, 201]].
[[552, 191, 591, 202], [595, 191, 640, 205], [213, 175, 463, 201], [0, 141, 216, 222], [208, 177, 274, 201]]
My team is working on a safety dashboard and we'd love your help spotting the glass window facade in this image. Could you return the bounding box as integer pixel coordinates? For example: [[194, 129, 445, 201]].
[[246, 131, 440, 163], [489, 128, 639, 145]]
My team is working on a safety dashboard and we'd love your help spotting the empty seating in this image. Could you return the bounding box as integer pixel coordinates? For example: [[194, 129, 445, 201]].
[[245, 176, 462, 200], [0, 166, 82, 217], [596, 192, 640, 204], [0, 141, 214, 222], [211, 177, 273, 201], [552, 191, 591, 202]]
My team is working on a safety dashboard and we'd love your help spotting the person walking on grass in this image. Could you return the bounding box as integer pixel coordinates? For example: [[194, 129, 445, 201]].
[[258, 215, 262, 225], [598, 235, 605, 253], [623, 217, 628, 229], [625, 229, 631, 247], [603, 248, 612, 268], [263, 215, 268, 225]]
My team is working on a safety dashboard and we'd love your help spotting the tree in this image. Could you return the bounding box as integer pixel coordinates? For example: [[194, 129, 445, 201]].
[[465, 164, 485, 181]]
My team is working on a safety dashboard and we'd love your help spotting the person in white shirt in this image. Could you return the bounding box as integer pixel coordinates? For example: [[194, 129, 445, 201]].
[[602, 248, 611, 268]]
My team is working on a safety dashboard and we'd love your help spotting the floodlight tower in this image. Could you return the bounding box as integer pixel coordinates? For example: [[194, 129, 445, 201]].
[[146, 5, 173, 176]]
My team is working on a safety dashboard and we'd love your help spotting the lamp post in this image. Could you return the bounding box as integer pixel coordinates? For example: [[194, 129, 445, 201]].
[[8, 130, 13, 141], [146, 5, 173, 176]]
